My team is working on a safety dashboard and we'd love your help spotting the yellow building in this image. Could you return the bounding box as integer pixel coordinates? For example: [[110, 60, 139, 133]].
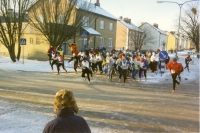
[[0, 23, 52, 60], [0, 0, 118, 59], [165, 31, 178, 52], [187, 40, 191, 49]]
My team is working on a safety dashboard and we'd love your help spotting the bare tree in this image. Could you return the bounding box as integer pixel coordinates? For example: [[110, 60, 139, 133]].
[[179, 2, 199, 52], [0, 0, 31, 62], [28, 0, 93, 49], [131, 24, 157, 51]]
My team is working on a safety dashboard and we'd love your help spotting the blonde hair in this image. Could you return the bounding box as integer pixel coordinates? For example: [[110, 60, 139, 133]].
[[54, 89, 79, 114]]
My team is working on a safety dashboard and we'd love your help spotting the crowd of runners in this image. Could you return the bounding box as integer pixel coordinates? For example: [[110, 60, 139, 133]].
[[47, 44, 192, 93]]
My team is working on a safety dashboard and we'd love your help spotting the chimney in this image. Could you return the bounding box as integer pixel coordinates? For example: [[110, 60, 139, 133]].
[[129, 19, 131, 24], [153, 23, 158, 28], [95, 0, 100, 7], [119, 16, 123, 19], [170, 31, 175, 34], [124, 18, 130, 24], [141, 22, 145, 25]]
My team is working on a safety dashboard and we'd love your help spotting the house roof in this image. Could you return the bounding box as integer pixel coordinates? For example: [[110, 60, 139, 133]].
[[29, 0, 118, 20], [165, 31, 178, 39], [81, 26, 101, 36], [118, 19, 140, 31], [76, 0, 118, 20], [139, 22, 168, 36]]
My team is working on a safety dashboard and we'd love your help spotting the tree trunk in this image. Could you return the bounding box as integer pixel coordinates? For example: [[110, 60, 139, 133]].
[[8, 46, 16, 62], [196, 41, 199, 53], [17, 45, 21, 60]]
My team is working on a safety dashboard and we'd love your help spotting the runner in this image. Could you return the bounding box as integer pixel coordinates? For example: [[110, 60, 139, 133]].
[[130, 56, 140, 81], [47, 45, 56, 65], [68, 53, 79, 74], [57, 52, 67, 75], [107, 58, 114, 81], [51, 51, 59, 74], [120, 58, 129, 85], [116, 54, 122, 82], [89, 55, 97, 73], [82, 57, 91, 85], [139, 56, 148, 81], [96, 52, 103, 74], [184, 55, 192, 72], [166, 58, 182, 94]]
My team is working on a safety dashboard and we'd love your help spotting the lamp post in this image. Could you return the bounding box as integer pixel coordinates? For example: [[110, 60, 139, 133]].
[[157, 0, 198, 59]]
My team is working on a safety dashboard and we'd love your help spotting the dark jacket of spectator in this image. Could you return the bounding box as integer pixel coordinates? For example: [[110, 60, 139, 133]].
[[43, 108, 91, 133]]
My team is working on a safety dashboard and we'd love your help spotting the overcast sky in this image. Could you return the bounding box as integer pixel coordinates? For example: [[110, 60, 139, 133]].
[[91, 0, 199, 32]]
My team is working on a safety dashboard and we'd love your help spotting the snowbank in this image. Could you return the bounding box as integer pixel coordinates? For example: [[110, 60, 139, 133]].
[[0, 56, 81, 73]]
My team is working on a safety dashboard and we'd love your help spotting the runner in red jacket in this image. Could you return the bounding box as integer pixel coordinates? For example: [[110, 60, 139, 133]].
[[47, 46, 57, 65], [166, 58, 183, 93]]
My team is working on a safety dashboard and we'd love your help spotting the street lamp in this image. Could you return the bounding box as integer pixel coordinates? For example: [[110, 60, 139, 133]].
[[157, 0, 198, 59]]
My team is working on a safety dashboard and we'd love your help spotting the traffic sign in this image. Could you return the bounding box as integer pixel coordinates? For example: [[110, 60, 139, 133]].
[[159, 51, 168, 60], [20, 38, 26, 45], [81, 31, 87, 38]]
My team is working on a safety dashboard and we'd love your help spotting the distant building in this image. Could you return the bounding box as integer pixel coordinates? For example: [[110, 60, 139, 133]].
[[164, 31, 178, 52], [116, 16, 140, 51], [139, 22, 168, 52]]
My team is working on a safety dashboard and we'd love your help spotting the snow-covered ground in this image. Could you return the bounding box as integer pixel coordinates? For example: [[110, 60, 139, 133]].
[[0, 56, 80, 73], [0, 50, 198, 84]]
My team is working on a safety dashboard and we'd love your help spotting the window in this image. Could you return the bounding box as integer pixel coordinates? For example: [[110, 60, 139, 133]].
[[39, 15, 43, 23], [135, 37, 137, 43], [132, 32, 134, 38], [36, 38, 40, 44], [83, 16, 89, 27], [109, 38, 112, 47], [30, 38, 33, 44], [132, 41, 134, 47], [138, 33, 140, 39], [129, 32, 131, 37], [100, 37, 104, 47], [110, 23, 113, 31], [100, 20, 104, 29], [143, 42, 146, 46], [58, 15, 64, 24], [128, 41, 131, 47]]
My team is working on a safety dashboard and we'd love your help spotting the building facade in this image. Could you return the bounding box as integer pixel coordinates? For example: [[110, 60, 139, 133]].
[[139, 22, 168, 52]]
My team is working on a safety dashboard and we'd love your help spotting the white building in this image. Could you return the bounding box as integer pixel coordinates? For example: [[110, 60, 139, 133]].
[[139, 22, 168, 52]]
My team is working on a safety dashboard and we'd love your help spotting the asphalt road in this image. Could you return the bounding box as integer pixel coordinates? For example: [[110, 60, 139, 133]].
[[0, 68, 199, 132]]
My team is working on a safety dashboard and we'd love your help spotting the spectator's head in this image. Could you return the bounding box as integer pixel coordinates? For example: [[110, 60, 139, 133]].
[[83, 57, 87, 62], [106, 53, 109, 57], [122, 58, 126, 62], [59, 48, 62, 51], [132, 56, 135, 61], [57, 52, 60, 55], [51, 45, 53, 48], [54, 89, 79, 114], [109, 58, 112, 63], [188, 55, 190, 58], [99, 52, 101, 55], [172, 58, 177, 64], [119, 54, 122, 59]]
